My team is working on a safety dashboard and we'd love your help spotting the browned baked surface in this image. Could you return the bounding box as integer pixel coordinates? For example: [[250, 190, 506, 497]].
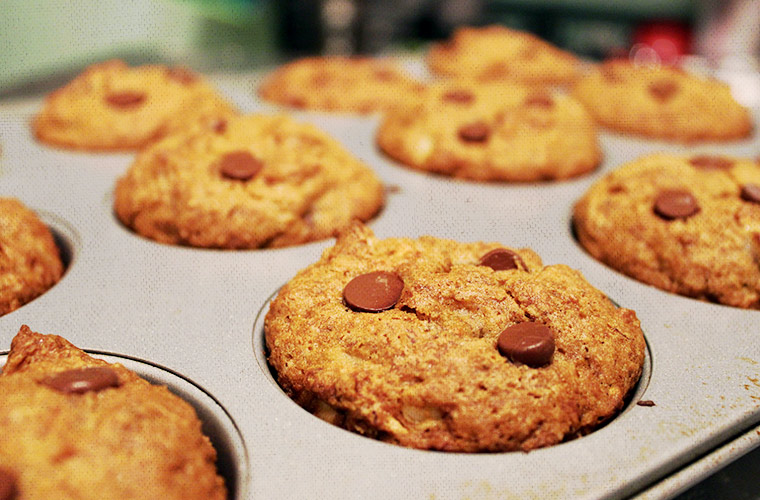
[[0, 199, 63, 316], [265, 224, 646, 452], [33, 60, 237, 151], [0, 326, 226, 500], [574, 153, 760, 309], [572, 59, 752, 142], [376, 80, 601, 182], [257, 56, 426, 114], [427, 25, 580, 86], [114, 114, 385, 249]]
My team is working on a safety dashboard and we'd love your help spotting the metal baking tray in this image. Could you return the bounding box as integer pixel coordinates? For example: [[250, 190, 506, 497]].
[[0, 72, 758, 499]]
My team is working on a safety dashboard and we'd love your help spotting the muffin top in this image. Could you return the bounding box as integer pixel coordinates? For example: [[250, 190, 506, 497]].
[[33, 59, 237, 151], [574, 153, 760, 308], [0, 198, 63, 316], [258, 56, 426, 114], [427, 25, 580, 86], [0, 326, 226, 500], [265, 224, 646, 452]]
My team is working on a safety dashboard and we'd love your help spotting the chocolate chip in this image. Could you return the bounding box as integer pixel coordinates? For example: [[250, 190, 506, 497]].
[[442, 90, 474, 104], [524, 94, 554, 108], [741, 184, 760, 204], [343, 271, 404, 313], [497, 322, 555, 367], [167, 67, 197, 85], [106, 91, 146, 109], [219, 151, 263, 181], [286, 96, 306, 108], [43, 366, 120, 394], [374, 69, 397, 81], [654, 189, 700, 220], [689, 155, 734, 170], [601, 64, 623, 83], [212, 119, 228, 134], [636, 400, 656, 407], [458, 122, 490, 143], [0, 468, 17, 500], [648, 80, 679, 102], [479, 248, 523, 271]]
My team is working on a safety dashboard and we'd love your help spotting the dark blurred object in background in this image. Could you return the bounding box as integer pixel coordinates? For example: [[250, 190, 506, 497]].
[[273, 0, 708, 61]]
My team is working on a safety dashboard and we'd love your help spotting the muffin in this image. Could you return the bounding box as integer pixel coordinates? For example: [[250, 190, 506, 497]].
[[0, 325, 226, 500], [572, 59, 752, 142], [257, 56, 426, 114], [0, 198, 63, 316], [33, 60, 237, 151], [265, 224, 646, 452], [376, 80, 601, 182], [114, 113, 385, 249], [574, 153, 760, 308], [427, 25, 580, 86]]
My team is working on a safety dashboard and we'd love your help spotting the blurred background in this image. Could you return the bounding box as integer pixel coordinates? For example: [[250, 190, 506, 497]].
[[1, 0, 759, 104]]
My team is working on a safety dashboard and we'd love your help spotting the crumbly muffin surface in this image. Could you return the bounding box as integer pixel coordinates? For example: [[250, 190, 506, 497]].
[[0, 199, 63, 316], [572, 60, 752, 142], [258, 56, 426, 114], [265, 224, 646, 452], [376, 80, 601, 182], [427, 25, 580, 86], [114, 114, 385, 249], [0, 326, 226, 500], [574, 153, 760, 308], [33, 60, 236, 151]]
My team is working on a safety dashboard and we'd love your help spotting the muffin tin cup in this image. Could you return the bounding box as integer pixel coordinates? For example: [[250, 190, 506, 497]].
[[0, 74, 758, 499]]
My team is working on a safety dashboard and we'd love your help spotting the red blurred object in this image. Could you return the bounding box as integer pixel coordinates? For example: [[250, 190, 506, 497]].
[[633, 21, 692, 64]]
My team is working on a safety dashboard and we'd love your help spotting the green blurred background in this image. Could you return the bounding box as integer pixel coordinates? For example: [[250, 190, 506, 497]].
[[0, 0, 702, 96]]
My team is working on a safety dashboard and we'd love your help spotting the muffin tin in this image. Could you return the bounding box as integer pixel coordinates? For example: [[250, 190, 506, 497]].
[[0, 68, 759, 499]]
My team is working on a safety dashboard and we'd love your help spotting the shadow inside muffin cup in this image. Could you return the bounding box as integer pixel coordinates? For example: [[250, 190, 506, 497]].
[[36, 210, 79, 274], [252, 287, 653, 452], [0, 352, 249, 499]]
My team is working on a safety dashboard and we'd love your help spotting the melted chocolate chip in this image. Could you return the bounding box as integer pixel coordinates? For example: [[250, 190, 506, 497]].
[[479, 248, 523, 271], [106, 91, 146, 109], [636, 400, 656, 407], [212, 119, 228, 134], [167, 67, 197, 85], [497, 322, 555, 367], [343, 271, 404, 313], [689, 155, 734, 170], [374, 69, 396, 81], [654, 189, 700, 220], [44, 366, 120, 394], [740, 184, 760, 204], [0, 468, 17, 500], [601, 64, 623, 83], [442, 90, 474, 104], [458, 122, 490, 143], [286, 96, 306, 109], [524, 94, 554, 108], [648, 80, 679, 102], [219, 151, 263, 181]]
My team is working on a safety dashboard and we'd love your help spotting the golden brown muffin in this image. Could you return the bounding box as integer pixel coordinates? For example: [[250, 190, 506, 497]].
[[33, 60, 237, 151], [257, 56, 426, 114], [265, 224, 646, 452], [572, 59, 752, 142], [114, 114, 385, 249], [0, 199, 63, 316], [376, 80, 601, 182], [574, 153, 760, 309], [0, 325, 226, 500], [427, 25, 580, 86]]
